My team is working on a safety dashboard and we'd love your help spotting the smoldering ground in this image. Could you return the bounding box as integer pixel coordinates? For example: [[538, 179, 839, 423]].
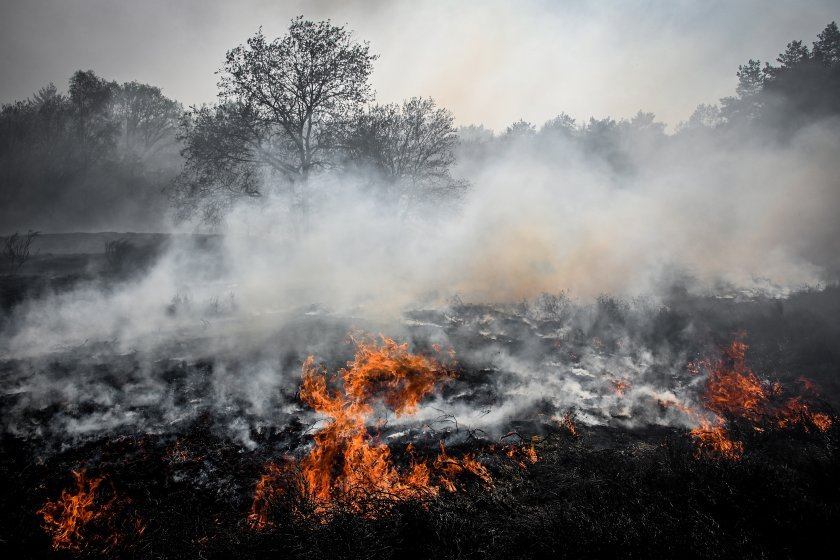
[[3, 10, 840, 559], [2, 104, 840, 452]]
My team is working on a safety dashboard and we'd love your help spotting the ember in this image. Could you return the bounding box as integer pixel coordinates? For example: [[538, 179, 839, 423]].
[[38, 470, 121, 553]]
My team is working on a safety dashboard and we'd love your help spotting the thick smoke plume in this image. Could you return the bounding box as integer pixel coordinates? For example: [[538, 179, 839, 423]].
[[2, 18, 840, 456], [4, 112, 840, 449]]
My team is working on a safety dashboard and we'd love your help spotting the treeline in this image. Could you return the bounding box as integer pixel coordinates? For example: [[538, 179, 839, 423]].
[[457, 21, 840, 176], [0, 71, 182, 232], [1, 20, 839, 233]]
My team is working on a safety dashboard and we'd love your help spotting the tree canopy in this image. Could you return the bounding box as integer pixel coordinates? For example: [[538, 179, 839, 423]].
[[174, 17, 467, 226]]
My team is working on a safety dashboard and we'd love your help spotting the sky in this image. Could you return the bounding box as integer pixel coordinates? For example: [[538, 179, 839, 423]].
[[0, 0, 837, 130]]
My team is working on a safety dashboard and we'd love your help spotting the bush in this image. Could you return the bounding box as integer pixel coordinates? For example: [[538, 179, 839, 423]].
[[2, 230, 39, 270]]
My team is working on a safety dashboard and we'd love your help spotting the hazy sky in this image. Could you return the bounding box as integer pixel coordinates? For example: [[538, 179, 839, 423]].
[[1, 0, 836, 130]]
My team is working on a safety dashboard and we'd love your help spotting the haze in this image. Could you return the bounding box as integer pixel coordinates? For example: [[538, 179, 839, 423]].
[[1, 0, 837, 129]]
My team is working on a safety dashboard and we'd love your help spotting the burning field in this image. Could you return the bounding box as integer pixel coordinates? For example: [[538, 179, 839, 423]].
[[3, 6, 840, 559], [2, 270, 839, 559]]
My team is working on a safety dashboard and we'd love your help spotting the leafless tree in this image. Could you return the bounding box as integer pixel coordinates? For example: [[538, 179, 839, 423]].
[[175, 17, 377, 226], [3, 230, 39, 270]]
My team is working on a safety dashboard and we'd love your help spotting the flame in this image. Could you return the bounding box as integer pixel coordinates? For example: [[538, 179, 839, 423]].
[[699, 337, 832, 433], [549, 411, 577, 436], [433, 441, 494, 492], [248, 462, 295, 530], [777, 397, 833, 432], [670, 336, 833, 460], [250, 334, 502, 525], [701, 340, 767, 422], [298, 334, 453, 513], [38, 470, 120, 553], [503, 443, 540, 468], [612, 378, 631, 396], [496, 432, 541, 469], [689, 418, 745, 461]]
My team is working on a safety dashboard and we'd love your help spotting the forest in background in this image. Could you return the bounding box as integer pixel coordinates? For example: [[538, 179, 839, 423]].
[[1, 19, 839, 234]]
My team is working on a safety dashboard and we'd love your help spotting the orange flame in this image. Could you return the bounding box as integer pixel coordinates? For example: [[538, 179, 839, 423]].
[[248, 462, 291, 530], [671, 336, 833, 460], [700, 337, 832, 433], [433, 441, 494, 492], [298, 334, 453, 513], [38, 470, 120, 552], [503, 443, 540, 469], [548, 411, 577, 436], [250, 334, 502, 526], [689, 418, 745, 461], [612, 378, 631, 397], [701, 340, 767, 422], [777, 397, 833, 432]]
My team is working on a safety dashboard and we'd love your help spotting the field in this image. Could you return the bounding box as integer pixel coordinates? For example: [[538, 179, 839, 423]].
[[1, 234, 838, 559]]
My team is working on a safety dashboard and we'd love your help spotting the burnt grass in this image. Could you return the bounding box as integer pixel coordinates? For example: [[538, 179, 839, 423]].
[[2, 252, 840, 558], [1, 419, 838, 559]]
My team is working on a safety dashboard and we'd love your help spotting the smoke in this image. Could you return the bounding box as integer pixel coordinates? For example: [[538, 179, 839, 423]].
[[445, 118, 840, 299], [4, 1, 837, 130], [210, 114, 840, 311], [3, 63, 840, 453]]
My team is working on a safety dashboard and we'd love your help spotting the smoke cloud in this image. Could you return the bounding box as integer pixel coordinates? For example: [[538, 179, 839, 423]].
[[3, 104, 840, 450]]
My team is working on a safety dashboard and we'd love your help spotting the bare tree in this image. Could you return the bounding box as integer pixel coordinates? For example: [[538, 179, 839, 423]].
[[3, 230, 39, 270], [175, 17, 377, 225]]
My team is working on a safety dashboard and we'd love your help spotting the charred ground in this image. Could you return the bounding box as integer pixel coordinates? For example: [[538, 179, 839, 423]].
[[1, 244, 839, 558]]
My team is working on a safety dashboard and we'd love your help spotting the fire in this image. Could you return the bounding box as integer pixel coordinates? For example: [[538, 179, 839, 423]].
[[250, 333, 506, 526], [549, 411, 577, 436], [503, 443, 540, 468], [699, 337, 832, 433], [298, 334, 453, 513], [38, 470, 120, 553], [496, 432, 541, 469], [612, 378, 631, 396], [701, 339, 766, 422], [248, 463, 284, 530], [434, 441, 494, 492], [689, 419, 745, 461], [673, 336, 833, 460], [777, 397, 833, 432], [248, 461, 299, 530]]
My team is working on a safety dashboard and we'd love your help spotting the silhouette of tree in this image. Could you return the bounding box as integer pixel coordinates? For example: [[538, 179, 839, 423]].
[[175, 17, 377, 226], [682, 103, 724, 130], [813, 21, 840, 65], [344, 97, 466, 216], [112, 82, 181, 159], [777, 40, 810, 69], [68, 70, 119, 170], [503, 120, 537, 140], [720, 59, 772, 123]]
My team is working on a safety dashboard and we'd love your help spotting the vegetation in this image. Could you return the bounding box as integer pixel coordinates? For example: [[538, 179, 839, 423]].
[[0, 71, 181, 232], [2, 230, 39, 269], [2, 18, 839, 232]]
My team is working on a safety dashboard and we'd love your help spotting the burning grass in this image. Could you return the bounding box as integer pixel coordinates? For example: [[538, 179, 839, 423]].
[[3, 289, 840, 558], [37, 470, 141, 554], [671, 335, 833, 460], [250, 334, 504, 527]]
